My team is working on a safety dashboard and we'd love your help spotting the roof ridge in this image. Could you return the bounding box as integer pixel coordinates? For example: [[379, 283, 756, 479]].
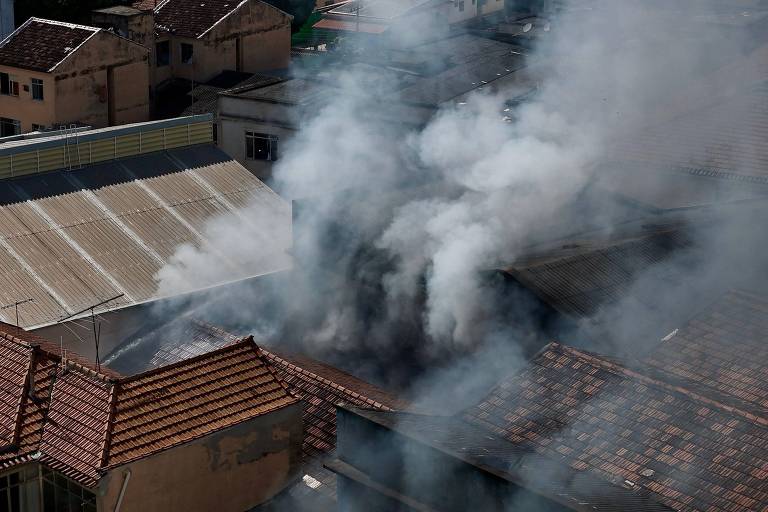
[[118, 337, 255, 383], [28, 17, 101, 33], [553, 343, 768, 427], [261, 349, 394, 410]]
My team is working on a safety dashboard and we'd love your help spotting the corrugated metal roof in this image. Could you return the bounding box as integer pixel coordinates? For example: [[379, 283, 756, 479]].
[[0, 144, 290, 329]]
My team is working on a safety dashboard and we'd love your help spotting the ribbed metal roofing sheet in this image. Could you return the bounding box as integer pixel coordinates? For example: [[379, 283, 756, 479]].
[[0, 145, 290, 328]]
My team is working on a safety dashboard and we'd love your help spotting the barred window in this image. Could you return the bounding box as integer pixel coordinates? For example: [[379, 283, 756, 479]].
[[245, 131, 279, 161]]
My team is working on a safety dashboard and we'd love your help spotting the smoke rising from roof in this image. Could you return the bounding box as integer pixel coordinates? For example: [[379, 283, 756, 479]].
[[148, 0, 766, 403]]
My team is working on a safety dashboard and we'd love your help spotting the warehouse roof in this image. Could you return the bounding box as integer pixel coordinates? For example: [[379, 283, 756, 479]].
[[0, 140, 290, 329], [153, 0, 290, 39], [0, 18, 100, 73], [0, 327, 297, 486], [464, 341, 768, 512]]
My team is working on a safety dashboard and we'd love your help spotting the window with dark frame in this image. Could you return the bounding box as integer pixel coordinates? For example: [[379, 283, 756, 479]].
[[31, 79, 44, 101], [41, 467, 96, 512], [459, 0, 465, 10], [180, 43, 194, 64], [0, 118, 21, 138], [0, 73, 19, 97], [156, 40, 170, 67], [245, 131, 279, 161]]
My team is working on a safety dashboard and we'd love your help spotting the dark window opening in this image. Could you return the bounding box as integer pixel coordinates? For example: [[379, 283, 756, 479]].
[[31, 79, 44, 101], [245, 131, 279, 161], [0, 73, 19, 96], [459, 0, 465, 10], [180, 43, 194, 64], [0, 118, 21, 137], [156, 40, 170, 67], [41, 468, 96, 512]]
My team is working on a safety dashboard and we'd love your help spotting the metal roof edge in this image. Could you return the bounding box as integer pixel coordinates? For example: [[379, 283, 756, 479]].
[[0, 114, 213, 157]]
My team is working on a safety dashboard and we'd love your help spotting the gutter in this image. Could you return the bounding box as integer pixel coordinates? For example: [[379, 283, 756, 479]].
[[113, 470, 131, 512]]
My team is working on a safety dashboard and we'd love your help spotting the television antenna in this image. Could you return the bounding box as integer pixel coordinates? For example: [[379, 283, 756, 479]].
[[1, 299, 34, 337], [57, 294, 124, 373]]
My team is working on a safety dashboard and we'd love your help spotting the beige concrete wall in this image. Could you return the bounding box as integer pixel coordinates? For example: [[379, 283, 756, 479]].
[[173, 0, 291, 82], [97, 404, 303, 512], [0, 65, 57, 132], [54, 32, 150, 128]]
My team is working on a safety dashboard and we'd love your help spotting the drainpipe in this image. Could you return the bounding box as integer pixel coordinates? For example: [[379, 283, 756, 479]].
[[113, 470, 132, 512]]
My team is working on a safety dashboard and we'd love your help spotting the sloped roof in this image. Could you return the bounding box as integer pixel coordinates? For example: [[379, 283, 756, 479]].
[[643, 289, 768, 412], [0, 18, 99, 73], [0, 326, 297, 486], [464, 342, 768, 512], [261, 348, 406, 459], [154, 0, 251, 39], [501, 226, 693, 317], [612, 81, 768, 182], [0, 144, 290, 329]]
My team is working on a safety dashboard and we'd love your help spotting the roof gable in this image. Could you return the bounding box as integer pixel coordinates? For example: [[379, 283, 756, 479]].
[[0, 18, 99, 73]]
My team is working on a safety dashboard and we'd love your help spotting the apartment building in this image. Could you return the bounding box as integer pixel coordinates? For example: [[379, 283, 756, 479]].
[[0, 18, 150, 135]]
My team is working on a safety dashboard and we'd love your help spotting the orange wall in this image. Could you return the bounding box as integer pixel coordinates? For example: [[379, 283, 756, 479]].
[[0, 65, 57, 132], [98, 403, 303, 512]]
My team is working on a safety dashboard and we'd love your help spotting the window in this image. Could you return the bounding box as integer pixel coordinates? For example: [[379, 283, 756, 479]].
[[180, 43, 194, 64], [0, 118, 20, 137], [31, 79, 44, 101], [0, 73, 19, 97], [41, 468, 96, 512], [31, 124, 44, 132], [156, 40, 170, 67], [459, 0, 464, 10], [245, 132, 278, 161]]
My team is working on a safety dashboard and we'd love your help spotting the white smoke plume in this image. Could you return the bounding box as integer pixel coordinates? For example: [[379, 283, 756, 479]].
[[149, 0, 760, 395]]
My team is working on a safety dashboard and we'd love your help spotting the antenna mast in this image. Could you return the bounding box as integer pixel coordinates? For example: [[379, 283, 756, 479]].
[[1, 298, 34, 337], [57, 294, 124, 373]]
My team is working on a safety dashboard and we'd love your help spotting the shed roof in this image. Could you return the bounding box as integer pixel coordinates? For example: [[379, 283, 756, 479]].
[[0, 326, 297, 486], [0, 144, 290, 329], [464, 341, 768, 512], [0, 18, 99, 73]]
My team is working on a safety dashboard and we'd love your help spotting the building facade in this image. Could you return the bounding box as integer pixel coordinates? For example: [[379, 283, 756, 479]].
[[0, 18, 150, 134], [93, 0, 292, 99]]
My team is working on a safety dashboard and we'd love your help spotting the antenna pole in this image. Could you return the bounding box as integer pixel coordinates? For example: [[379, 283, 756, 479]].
[[91, 306, 100, 373], [1, 299, 34, 337]]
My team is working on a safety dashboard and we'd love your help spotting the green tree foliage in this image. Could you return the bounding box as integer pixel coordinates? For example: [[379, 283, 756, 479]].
[[15, 0, 131, 26]]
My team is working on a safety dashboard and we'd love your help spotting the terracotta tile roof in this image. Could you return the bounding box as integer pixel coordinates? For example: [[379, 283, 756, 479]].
[[154, 0, 248, 39], [0, 18, 99, 73], [464, 342, 768, 512], [644, 289, 768, 412], [502, 226, 693, 317], [105, 338, 297, 467], [0, 326, 297, 486], [261, 348, 407, 459]]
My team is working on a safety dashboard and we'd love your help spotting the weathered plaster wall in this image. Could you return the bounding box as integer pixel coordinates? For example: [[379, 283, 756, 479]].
[[97, 403, 303, 512], [54, 32, 150, 128]]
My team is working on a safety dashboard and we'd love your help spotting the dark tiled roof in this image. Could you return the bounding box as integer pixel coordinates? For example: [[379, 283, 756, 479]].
[[0, 326, 297, 486], [262, 348, 406, 459], [501, 227, 693, 317], [464, 342, 768, 512], [346, 407, 673, 512], [644, 289, 768, 412], [155, 0, 247, 39], [0, 18, 98, 73]]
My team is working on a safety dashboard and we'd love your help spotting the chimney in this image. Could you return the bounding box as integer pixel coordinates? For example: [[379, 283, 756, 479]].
[[0, 0, 14, 40]]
